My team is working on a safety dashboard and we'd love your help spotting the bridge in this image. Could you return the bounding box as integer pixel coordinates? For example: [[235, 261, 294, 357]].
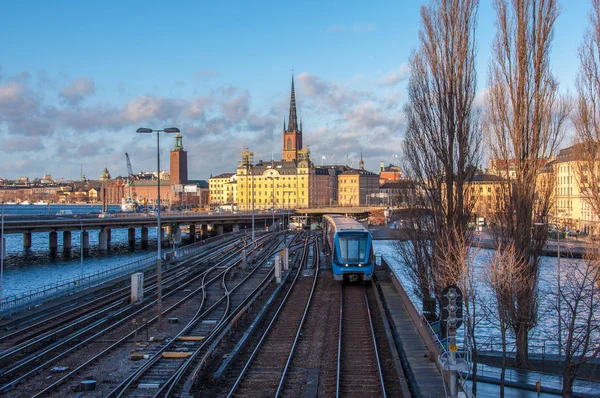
[[0, 206, 409, 251], [0, 212, 283, 251]]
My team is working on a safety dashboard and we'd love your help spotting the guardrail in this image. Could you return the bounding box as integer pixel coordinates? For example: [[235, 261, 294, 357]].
[[0, 253, 156, 316]]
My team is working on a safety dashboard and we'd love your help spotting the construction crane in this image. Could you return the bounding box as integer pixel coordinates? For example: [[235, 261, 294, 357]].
[[125, 153, 137, 199]]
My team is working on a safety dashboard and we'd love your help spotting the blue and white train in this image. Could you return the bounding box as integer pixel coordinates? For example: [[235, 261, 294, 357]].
[[323, 214, 375, 282]]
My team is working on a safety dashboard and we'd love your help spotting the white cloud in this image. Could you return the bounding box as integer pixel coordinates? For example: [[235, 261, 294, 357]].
[[60, 77, 95, 105], [375, 63, 411, 86]]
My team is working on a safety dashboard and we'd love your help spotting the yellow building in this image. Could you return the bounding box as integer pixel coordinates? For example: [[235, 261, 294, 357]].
[[467, 173, 508, 224], [235, 149, 333, 210], [549, 145, 593, 233], [338, 168, 379, 207], [208, 173, 236, 206]]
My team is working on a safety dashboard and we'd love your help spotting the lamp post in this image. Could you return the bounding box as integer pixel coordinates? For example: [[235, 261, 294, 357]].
[[136, 127, 180, 322]]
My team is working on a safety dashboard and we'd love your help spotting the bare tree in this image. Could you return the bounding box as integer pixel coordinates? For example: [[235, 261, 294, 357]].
[[436, 227, 482, 396], [548, 251, 600, 397], [401, 0, 482, 312], [574, 0, 600, 234], [484, 242, 528, 398], [486, 0, 569, 368]]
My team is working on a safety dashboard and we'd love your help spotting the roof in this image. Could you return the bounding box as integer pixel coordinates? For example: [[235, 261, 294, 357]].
[[211, 173, 235, 179], [324, 214, 368, 232], [340, 168, 377, 176], [471, 173, 506, 183]]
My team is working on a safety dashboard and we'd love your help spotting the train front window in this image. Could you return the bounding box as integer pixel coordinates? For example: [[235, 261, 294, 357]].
[[337, 233, 368, 262]]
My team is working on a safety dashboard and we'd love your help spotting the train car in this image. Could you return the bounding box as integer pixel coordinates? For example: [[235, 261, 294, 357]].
[[323, 214, 375, 282]]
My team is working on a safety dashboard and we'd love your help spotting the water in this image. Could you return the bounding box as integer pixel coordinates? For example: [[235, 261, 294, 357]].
[[374, 240, 572, 354], [0, 204, 157, 298]]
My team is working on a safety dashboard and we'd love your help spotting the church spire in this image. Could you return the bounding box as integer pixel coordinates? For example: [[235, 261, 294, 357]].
[[359, 150, 365, 170], [288, 74, 298, 132], [283, 118, 286, 131]]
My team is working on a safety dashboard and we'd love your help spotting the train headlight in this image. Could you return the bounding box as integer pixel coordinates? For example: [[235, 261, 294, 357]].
[[358, 264, 362, 267], [345, 264, 349, 267]]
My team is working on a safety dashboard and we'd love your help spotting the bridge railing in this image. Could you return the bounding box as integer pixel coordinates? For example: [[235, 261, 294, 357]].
[[0, 252, 156, 316]]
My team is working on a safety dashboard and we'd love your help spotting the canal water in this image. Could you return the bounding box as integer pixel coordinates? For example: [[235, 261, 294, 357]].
[[374, 240, 569, 354], [0, 204, 158, 298]]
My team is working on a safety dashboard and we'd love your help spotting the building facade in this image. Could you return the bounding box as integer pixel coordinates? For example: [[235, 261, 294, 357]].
[[209, 173, 237, 206]]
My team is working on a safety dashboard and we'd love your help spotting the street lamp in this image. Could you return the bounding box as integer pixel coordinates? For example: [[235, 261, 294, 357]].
[[136, 127, 180, 322]]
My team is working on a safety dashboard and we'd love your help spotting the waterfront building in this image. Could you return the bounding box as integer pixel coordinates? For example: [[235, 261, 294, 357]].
[[379, 162, 403, 185], [209, 173, 237, 207], [467, 172, 508, 225], [233, 77, 350, 210], [210, 77, 383, 210], [379, 179, 416, 208], [338, 167, 380, 206]]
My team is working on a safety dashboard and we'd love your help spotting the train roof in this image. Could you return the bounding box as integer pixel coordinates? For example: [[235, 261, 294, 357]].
[[324, 214, 367, 231]]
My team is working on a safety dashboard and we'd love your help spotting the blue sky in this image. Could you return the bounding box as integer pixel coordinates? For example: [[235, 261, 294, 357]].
[[0, 0, 590, 181]]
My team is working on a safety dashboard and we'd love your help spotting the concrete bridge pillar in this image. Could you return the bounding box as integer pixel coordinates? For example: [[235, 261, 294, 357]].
[[174, 226, 182, 243], [82, 231, 89, 250], [49, 231, 57, 251], [233, 224, 240, 233], [158, 226, 165, 248], [106, 228, 112, 242], [165, 225, 172, 237], [63, 230, 72, 250], [216, 224, 224, 235], [141, 227, 149, 246], [99, 229, 108, 251], [189, 224, 196, 242], [23, 232, 32, 249], [128, 228, 136, 246], [202, 224, 208, 239]]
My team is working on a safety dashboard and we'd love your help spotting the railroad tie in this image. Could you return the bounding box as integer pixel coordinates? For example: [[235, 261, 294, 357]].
[[178, 336, 205, 341], [162, 352, 192, 358]]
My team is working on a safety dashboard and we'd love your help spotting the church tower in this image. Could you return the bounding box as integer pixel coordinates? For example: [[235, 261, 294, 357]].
[[282, 75, 303, 162], [170, 133, 188, 186]]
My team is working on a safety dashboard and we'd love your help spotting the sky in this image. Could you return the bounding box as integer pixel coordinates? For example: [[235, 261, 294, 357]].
[[0, 0, 591, 182]]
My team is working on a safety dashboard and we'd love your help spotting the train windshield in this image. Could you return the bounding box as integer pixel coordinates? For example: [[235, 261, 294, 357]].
[[337, 232, 368, 262]]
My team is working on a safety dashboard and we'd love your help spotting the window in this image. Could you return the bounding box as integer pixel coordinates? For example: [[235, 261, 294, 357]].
[[287, 138, 292, 150]]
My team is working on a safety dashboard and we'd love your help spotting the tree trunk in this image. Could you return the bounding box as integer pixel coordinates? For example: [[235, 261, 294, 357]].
[[562, 363, 578, 398], [514, 323, 530, 368], [471, 350, 478, 397]]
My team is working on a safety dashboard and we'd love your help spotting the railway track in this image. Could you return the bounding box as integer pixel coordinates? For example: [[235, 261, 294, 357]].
[[0, 233, 279, 396], [226, 234, 319, 397], [0, 235, 244, 352], [336, 284, 385, 397], [103, 234, 288, 397]]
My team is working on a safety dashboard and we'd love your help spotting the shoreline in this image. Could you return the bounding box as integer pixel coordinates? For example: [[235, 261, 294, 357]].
[[369, 226, 590, 259]]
